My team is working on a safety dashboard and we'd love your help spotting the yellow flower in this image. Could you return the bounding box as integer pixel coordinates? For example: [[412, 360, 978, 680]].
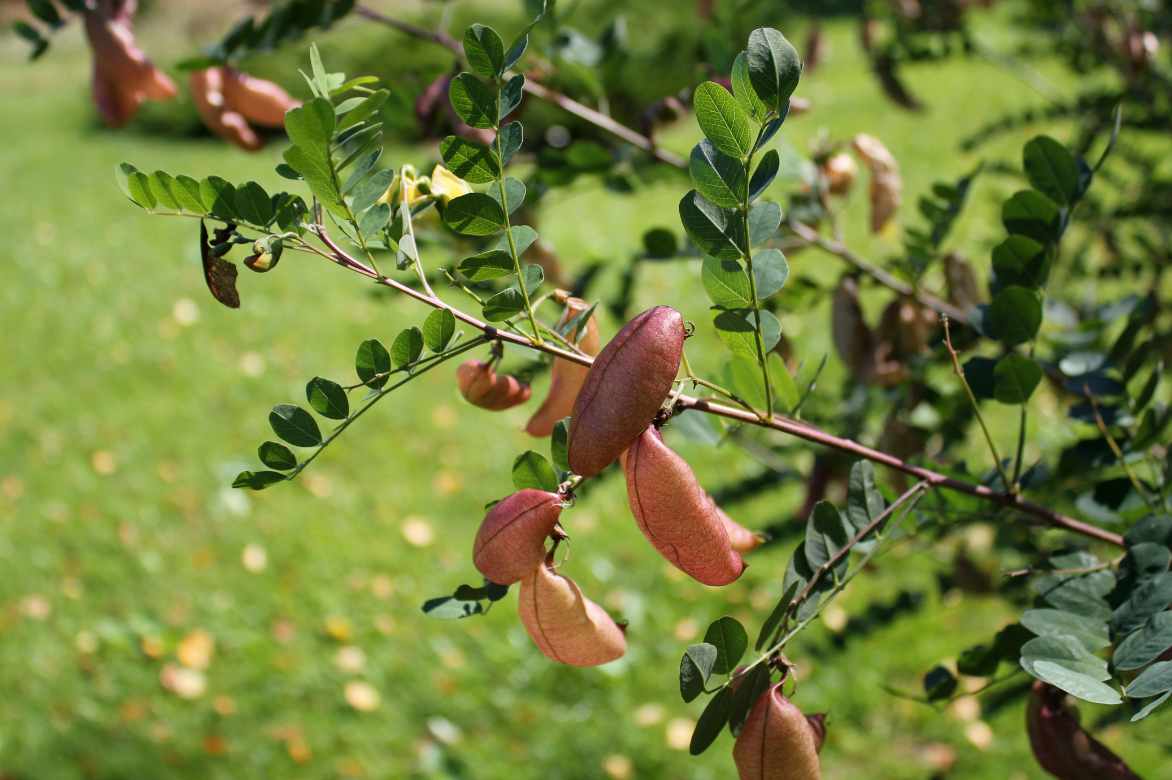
[[377, 166, 428, 208], [428, 164, 473, 205]]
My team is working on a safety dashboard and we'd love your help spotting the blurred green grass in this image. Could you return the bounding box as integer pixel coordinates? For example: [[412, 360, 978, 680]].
[[0, 3, 1165, 779]]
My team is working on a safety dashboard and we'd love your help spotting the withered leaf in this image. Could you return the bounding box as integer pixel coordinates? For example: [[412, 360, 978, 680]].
[[200, 220, 240, 309]]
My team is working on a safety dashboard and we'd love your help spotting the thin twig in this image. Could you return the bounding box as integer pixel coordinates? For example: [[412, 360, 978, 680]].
[[787, 219, 969, 324], [307, 230, 1125, 548], [1084, 385, 1157, 511], [943, 316, 1013, 493]]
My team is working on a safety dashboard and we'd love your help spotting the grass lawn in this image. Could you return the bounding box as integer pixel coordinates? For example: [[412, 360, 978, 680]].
[[0, 3, 1165, 778]]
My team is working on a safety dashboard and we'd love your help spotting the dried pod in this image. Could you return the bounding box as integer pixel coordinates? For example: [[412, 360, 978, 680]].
[[851, 134, 902, 233], [473, 490, 562, 585], [822, 153, 857, 196], [518, 558, 626, 667], [83, 2, 177, 128], [877, 297, 938, 358], [568, 306, 684, 477], [221, 68, 299, 128], [526, 297, 601, 437], [831, 276, 875, 380], [944, 253, 980, 310], [190, 68, 263, 151], [456, 360, 532, 411], [805, 713, 828, 754], [733, 683, 822, 780], [625, 427, 745, 586], [1026, 681, 1139, 780]]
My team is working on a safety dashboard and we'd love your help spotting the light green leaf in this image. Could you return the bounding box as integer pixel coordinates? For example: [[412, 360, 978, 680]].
[[693, 81, 752, 159], [512, 450, 559, 492], [422, 308, 456, 352], [440, 136, 500, 183], [752, 248, 788, 299], [449, 73, 497, 129], [443, 193, 506, 236], [689, 140, 746, 209], [701, 256, 752, 309]]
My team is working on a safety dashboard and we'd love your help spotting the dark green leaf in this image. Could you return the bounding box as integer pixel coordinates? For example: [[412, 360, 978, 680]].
[[27, 0, 64, 28], [268, 404, 323, 447], [170, 175, 207, 214], [680, 643, 719, 702], [499, 122, 523, 165], [713, 308, 781, 358], [689, 686, 733, 756], [234, 181, 273, 226], [305, 377, 349, 420], [443, 192, 506, 236], [727, 665, 772, 736], [512, 450, 559, 492], [423, 309, 456, 352], [957, 644, 1000, 677], [755, 580, 799, 651], [679, 190, 742, 260], [923, 665, 958, 701], [440, 136, 500, 183], [992, 235, 1049, 289], [805, 501, 848, 572], [704, 616, 749, 674], [258, 441, 297, 471], [752, 248, 788, 300], [731, 51, 767, 121], [421, 595, 486, 619], [551, 418, 570, 472], [987, 286, 1043, 347], [1023, 136, 1079, 206], [483, 288, 526, 321], [1020, 634, 1110, 681], [499, 74, 524, 120], [391, 327, 424, 368], [993, 354, 1042, 404], [689, 140, 745, 209], [232, 470, 287, 490], [459, 250, 514, 281], [355, 339, 391, 389], [449, 74, 497, 129], [350, 168, 395, 213], [358, 202, 390, 239], [464, 24, 506, 78], [1131, 690, 1171, 722], [749, 150, 780, 201], [693, 82, 752, 159], [1112, 573, 1172, 635], [1114, 612, 1172, 671], [643, 228, 679, 258], [1002, 190, 1060, 244], [701, 256, 752, 309], [746, 27, 802, 112], [846, 461, 885, 547]]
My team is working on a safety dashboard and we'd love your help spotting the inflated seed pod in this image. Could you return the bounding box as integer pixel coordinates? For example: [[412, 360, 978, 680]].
[[84, 3, 177, 128], [526, 297, 600, 437], [821, 152, 857, 196], [518, 557, 626, 667], [624, 427, 745, 586], [877, 297, 937, 358], [712, 500, 764, 553], [568, 306, 684, 476], [456, 360, 532, 410], [222, 68, 300, 128], [190, 68, 263, 151], [1026, 681, 1139, 780], [733, 684, 822, 780], [472, 490, 562, 585]]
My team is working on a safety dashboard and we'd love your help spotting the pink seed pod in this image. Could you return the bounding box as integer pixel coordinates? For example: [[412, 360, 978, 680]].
[[733, 683, 822, 780], [624, 427, 745, 586], [189, 68, 263, 151], [83, 2, 177, 128], [517, 559, 626, 667], [713, 500, 764, 553], [456, 360, 532, 410], [526, 296, 601, 437], [221, 68, 300, 128], [1026, 681, 1139, 780], [568, 306, 684, 476], [472, 490, 563, 585]]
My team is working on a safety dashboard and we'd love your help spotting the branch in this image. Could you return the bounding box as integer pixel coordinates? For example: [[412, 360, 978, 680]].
[[311, 228, 1125, 549], [354, 4, 687, 168], [787, 219, 969, 324]]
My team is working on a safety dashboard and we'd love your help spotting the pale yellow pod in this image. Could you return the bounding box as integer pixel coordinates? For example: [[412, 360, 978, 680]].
[[733, 684, 822, 780], [517, 560, 626, 667]]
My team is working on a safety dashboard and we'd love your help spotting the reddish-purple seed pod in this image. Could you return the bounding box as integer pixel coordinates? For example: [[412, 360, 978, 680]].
[[472, 490, 563, 585], [457, 360, 531, 410], [624, 427, 745, 586], [733, 683, 822, 780], [567, 306, 684, 476]]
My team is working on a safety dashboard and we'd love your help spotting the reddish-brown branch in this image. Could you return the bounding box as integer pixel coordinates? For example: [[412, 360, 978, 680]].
[[354, 4, 687, 168], [311, 229, 1125, 549]]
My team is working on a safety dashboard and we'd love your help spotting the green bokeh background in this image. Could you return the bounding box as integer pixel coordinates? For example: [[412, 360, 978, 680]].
[[1, 1, 1165, 777]]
